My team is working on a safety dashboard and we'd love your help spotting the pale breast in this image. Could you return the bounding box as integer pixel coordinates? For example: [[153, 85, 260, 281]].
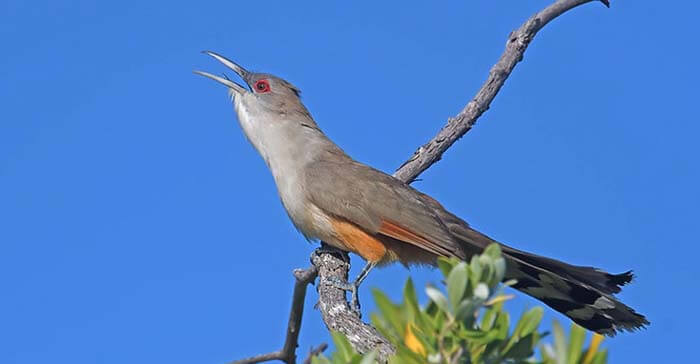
[[233, 95, 337, 243]]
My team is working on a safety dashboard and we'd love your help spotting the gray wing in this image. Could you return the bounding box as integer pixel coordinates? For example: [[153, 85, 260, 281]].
[[304, 158, 462, 258]]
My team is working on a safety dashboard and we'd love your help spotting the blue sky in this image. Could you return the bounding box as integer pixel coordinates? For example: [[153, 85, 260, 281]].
[[1, 1, 697, 363]]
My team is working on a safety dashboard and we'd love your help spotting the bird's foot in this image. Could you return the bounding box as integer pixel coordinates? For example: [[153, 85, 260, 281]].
[[326, 276, 362, 317]]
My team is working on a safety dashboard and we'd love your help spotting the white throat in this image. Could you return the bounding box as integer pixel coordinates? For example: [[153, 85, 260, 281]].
[[233, 94, 331, 234], [233, 95, 316, 177]]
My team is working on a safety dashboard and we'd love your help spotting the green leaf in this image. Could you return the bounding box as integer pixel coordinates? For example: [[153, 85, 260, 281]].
[[502, 278, 518, 287], [469, 255, 482, 288], [478, 255, 494, 284], [591, 349, 608, 364], [455, 299, 480, 322], [457, 327, 488, 339], [480, 303, 501, 331], [503, 333, 538, 360], [433, 307, 446, 331], [391, 347, 426, 364], [369, 312, 396, 346], [436, 257, 453, 277], [502, 307, 543, 355], [553, 321, 567, 364], [358, 350, 377, 364], [521, 306, 544, 337], [425, 285, 449, 314], [403, 278, 420, 315], [330, 331, 356, 361], [484, 243, 502, 259], [348, 357, 363, 364], [492, 257, 506, 284], [447, 262, 468, 311], [372, 288, 403, 335], [311, 355, 332, 364], [567, 324, 586, 364], [494, 310, 510, 340]]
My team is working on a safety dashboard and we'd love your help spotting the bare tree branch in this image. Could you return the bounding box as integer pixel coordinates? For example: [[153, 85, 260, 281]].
[[395, 0, 609, 183], [229, 267, 318, 364], [302, 343, 329, 364], [233, 0, 611, 362], [312, 247, 395, 360]]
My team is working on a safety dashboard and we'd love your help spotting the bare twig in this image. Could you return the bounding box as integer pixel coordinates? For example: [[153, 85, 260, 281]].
[[302, 343, 329, 364], [230, 266, 318, 364], [394, 0, 610, 183], [234, 0, 611, 362]]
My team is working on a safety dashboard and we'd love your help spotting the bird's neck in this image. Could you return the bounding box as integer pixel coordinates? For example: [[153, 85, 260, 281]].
[[234, 97, 349, 236], [234, 97, 340, 185]]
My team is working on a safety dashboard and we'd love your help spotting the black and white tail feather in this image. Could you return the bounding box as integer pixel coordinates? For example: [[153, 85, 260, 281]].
[[449, 224, 649, 336], [502, 246, 648, 335]]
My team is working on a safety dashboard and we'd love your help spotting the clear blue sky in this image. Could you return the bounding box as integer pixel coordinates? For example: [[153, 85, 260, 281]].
[[1, 1, 697, 363]]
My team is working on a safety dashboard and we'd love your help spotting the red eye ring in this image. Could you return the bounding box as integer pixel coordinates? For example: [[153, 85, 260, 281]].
[[254, 79, 271, 93]]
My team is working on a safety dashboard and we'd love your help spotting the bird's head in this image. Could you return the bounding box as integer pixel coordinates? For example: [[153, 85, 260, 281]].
[[194, 51, 311, 121], [194, 51, 325, 172]]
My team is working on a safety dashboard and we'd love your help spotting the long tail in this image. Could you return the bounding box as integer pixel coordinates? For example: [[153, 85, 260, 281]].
[[447, 222, 649, 335]]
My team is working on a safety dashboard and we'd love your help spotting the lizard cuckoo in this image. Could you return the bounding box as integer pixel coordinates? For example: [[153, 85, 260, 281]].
[[194, 51, 648, 336]]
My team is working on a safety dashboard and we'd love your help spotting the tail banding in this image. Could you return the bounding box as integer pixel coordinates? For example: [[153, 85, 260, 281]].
[[449, 225, 649, 336], [504, 247, 648, 335]]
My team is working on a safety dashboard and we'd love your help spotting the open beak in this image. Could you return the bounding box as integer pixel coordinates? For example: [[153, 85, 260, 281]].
[[194, 51, 249, 95]]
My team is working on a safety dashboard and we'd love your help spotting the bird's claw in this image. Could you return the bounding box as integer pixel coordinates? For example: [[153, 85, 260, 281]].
[[326, 276, 362, 317]]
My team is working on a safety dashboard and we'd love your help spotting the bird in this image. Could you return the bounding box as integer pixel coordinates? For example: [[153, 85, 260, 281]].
[[194, 51, 648, 336]]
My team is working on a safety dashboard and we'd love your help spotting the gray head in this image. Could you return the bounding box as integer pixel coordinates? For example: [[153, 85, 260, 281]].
[[195, 50, 335, 177], [194, 51, 312, 121]]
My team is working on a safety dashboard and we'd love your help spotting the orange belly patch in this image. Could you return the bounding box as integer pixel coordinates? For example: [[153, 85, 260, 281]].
[[330, 218, 387, 262]]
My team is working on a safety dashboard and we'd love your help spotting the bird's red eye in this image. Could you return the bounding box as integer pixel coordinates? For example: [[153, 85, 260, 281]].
[[254, 79, 270, 93]]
